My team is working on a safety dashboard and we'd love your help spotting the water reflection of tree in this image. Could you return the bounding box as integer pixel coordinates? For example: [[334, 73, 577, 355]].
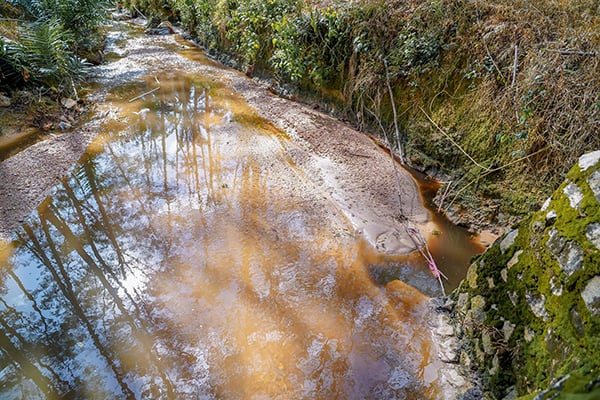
[[0, 72, 434, 399], [0, 75, 224, 398]]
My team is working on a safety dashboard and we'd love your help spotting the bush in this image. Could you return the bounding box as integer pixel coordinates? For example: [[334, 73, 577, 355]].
[[0, 0, 109, 96]]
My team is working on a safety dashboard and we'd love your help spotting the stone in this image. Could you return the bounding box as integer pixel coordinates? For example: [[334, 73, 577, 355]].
[[586, 223, 600, 250], [508, 291, 517, 307], [532, 220, 544, 233], [581, 276, 600, 316], [500, 229, 519, 253], [507, 250, 523, 269], [546, 229, 583, 277], [437, 336, 459, 363], [524, 326, 535, 343], [470, 295, 486, 324], [526, 291, 548, 320], [563, 182, 584, 209], [489, 354, 500, 376], [434, 313, 454, 336], [502, 386, 517, 400], [61, 98, 77, 109], [588, 170, 600, 203], [443, 368, 466, 387], [541, 197, 552, 211], [569, 307, 585, 337], [0, 93, 11, 107], [503, 320, 516, 342], [457, 292, 469, 311], [550, 276, 563, 296], [578, 150, 600, 171], [545, 209, 557, 224], [487, 277, 495, 289], [501, 268, 508, 282], [466, 263, 478, 289], [482, 332, 493, 355]]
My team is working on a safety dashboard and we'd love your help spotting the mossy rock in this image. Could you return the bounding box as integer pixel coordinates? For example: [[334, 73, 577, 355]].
[[454, 151, 600, 399]]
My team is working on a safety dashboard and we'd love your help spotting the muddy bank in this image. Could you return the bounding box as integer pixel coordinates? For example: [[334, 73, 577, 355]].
[[0, 118, 104, 241]]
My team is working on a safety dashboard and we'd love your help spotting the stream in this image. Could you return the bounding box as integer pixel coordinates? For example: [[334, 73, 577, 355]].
[[0, 20, 483, 399]]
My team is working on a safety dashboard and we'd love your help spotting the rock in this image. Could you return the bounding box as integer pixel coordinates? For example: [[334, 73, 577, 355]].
[[457, 292, 469, 310], [563, 182, 583, 209], [503, 320, 516, 342], [434, 313, 455, 336], [437, 336, 459, 362], [502, 386, 517, 400], [442, 368, 466, 387], [588, 170, 600, 203], [482, 331, 493, 355], [524, 326, 535, 343], [500, 229, 519, 253], [581, 276, 600, 316], [541, 197, 552, 211], [586, 222, 600, 250], [526, 291, 548, 320], [545, 209, 557, 224], [507, 291, 517, 306], [0, 93, 11, 107], [550, 276, 563, 296], [467, 263, 478, 289], [578, 150, 600, 171], [506, 250, 522, 269], [546, 228, 583, 278], [470, 295, 486, 324], [501, 268, 508, 282], [61, 98, 78, 109], [569, 307, 585, 337], [144, 21, 175, 35]]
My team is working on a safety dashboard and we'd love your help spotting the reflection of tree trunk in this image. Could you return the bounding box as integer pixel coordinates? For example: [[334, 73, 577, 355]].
[[0, 324, 61, 399], [159, 99, 173, 228], [60, 183, 144, 318], [82, 160, 127, 270], [105, 143, 169, 257], [6, 268, 49, 333], [43, 207, 175, 397], [0, 314, 68, 390], [24, 222, 137, 399]]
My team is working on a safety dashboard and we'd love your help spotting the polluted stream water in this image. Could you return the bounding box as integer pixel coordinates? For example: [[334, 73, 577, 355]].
[[0, 20, 485, 399]]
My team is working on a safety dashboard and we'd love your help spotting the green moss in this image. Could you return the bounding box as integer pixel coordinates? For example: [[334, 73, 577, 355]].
[[455, 155, 600, 398]]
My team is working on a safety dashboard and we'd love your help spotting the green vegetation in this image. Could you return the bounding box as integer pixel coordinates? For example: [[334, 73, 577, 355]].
[[0, 0, 110, 97], [123, 0, 600, 223]]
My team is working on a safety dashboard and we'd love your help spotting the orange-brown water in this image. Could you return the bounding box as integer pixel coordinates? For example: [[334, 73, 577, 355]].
[[0, 25, 483, 399]]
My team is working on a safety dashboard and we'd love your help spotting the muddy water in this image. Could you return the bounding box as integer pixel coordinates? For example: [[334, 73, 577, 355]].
[[0, 23, 482, 399]]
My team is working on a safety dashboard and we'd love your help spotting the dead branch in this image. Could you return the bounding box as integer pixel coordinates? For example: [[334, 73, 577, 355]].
[[418, 106, 490, 171], [128, 87, 160, 103]]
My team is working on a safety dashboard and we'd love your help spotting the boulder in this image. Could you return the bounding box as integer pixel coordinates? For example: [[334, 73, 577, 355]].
[[453, 150, 600, 399]]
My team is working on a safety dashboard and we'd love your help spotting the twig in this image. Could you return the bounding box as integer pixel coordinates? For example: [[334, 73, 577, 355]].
[[384, 59, 405, 165], [480, 35, 504, 82], [442, 146, 549, 214], [419, 106, 490, 171], [128, 87, 160, 103], [436, 181, 453, 213], [366, 105, 446, 295], [546, 49, 597, 57], [511, 44, 518, 87], [131, 4, 147, 20]]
